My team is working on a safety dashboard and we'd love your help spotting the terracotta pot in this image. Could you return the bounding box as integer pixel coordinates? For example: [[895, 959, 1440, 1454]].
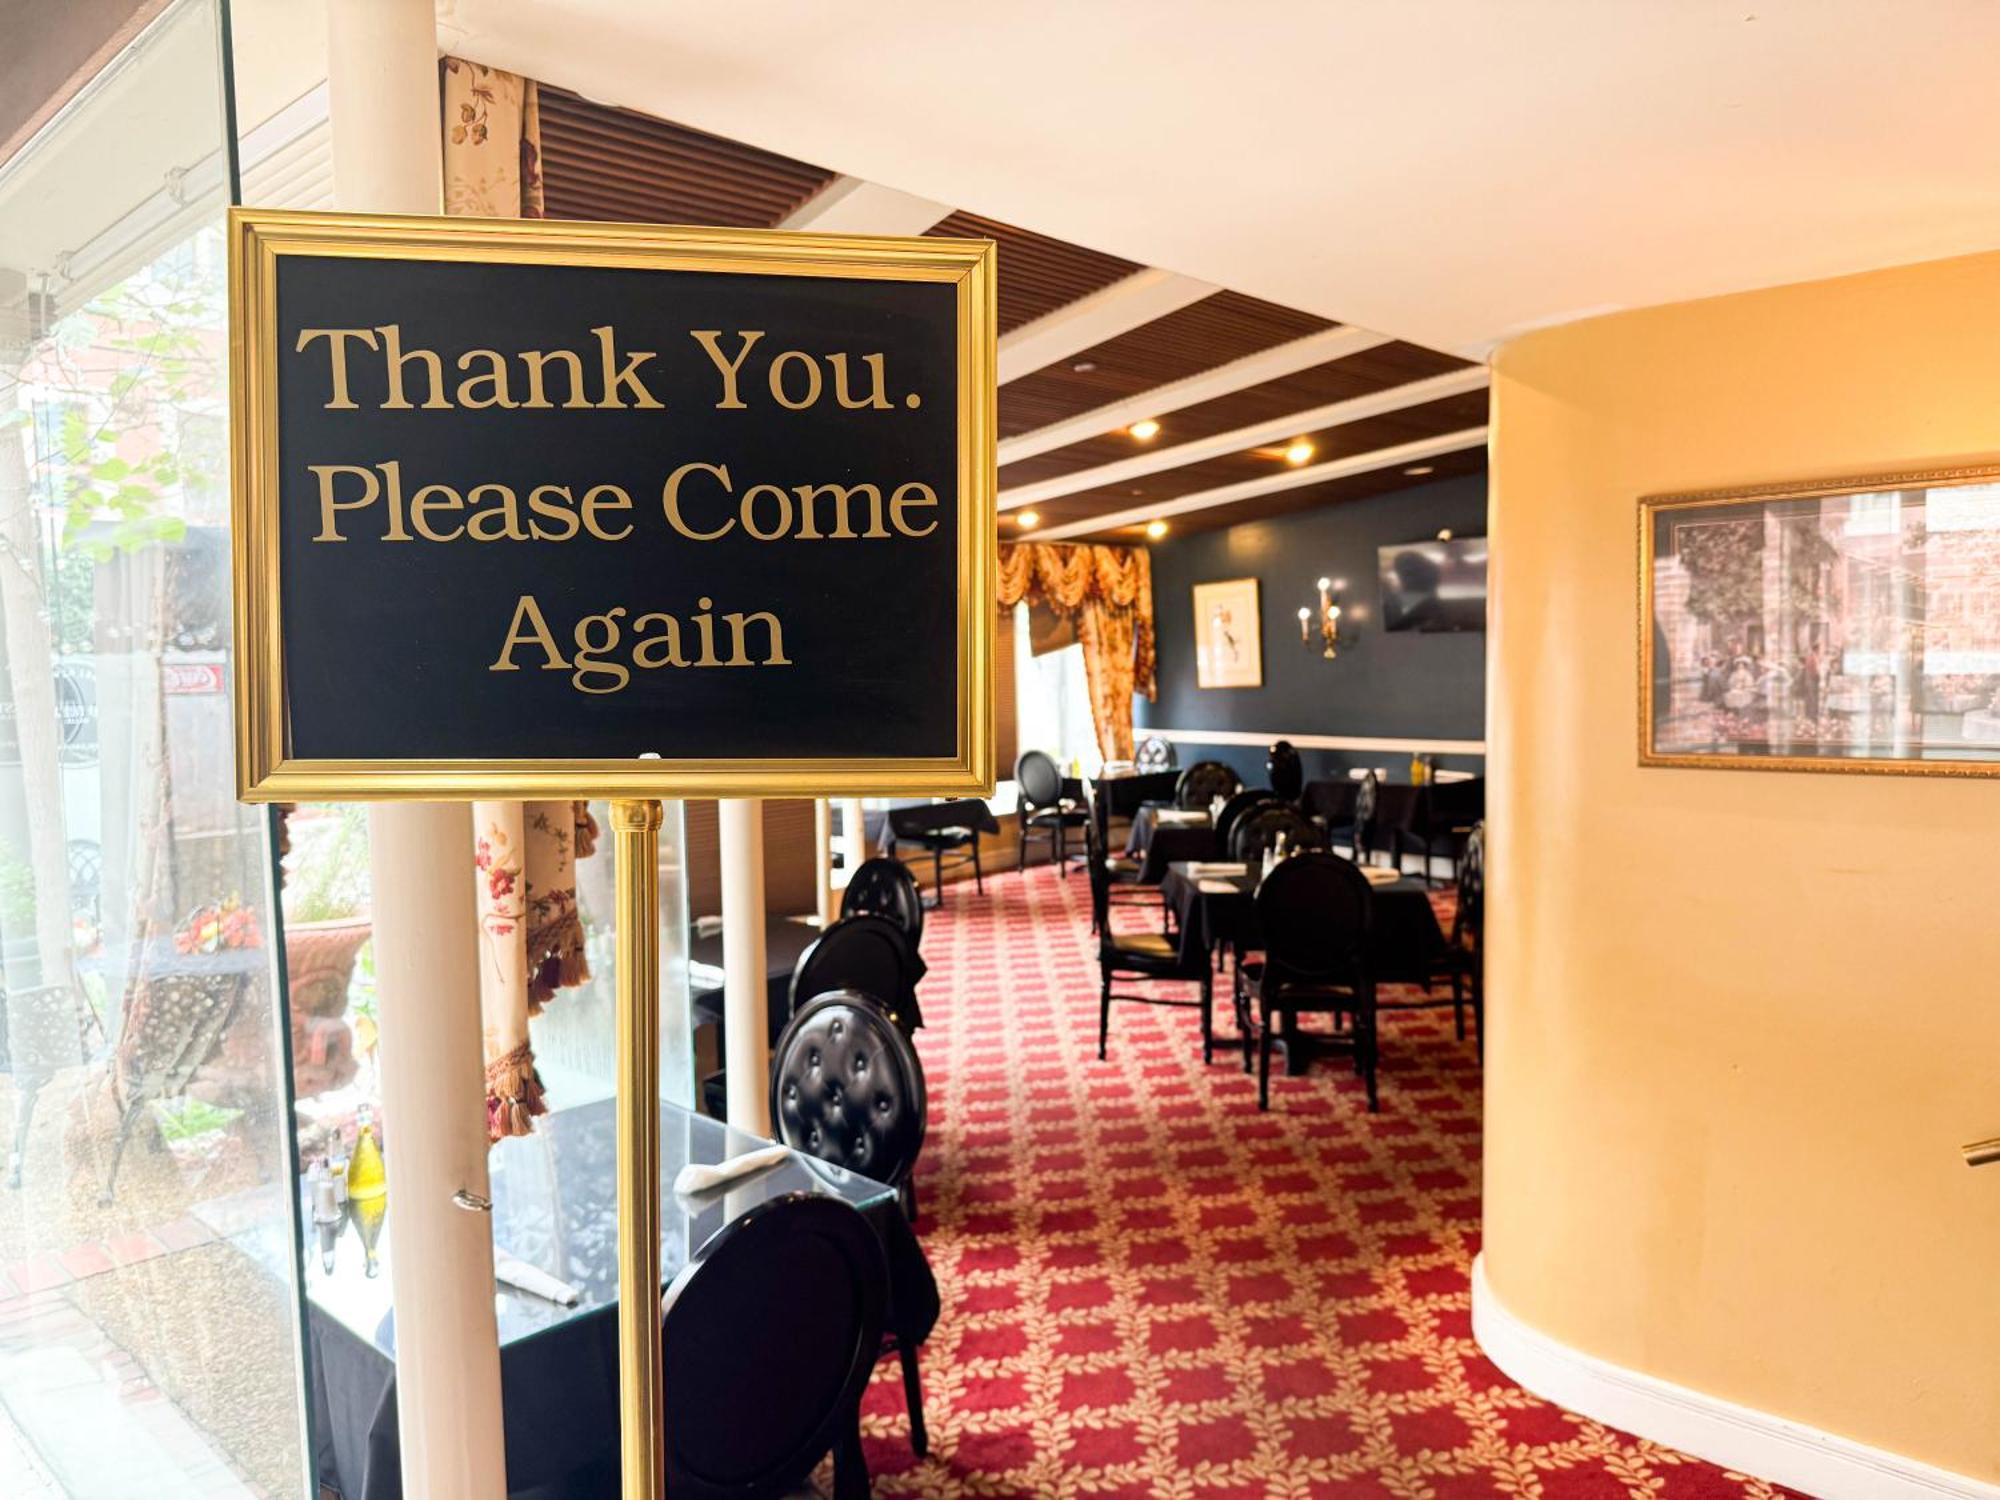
[[285, 916, 371, 1019]]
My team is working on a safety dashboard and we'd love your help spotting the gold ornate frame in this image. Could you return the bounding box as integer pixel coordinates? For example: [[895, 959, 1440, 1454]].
[[1638, 462, 2000, 777], [1191, 577, 1263, 690], [229, 207, 996, 801]]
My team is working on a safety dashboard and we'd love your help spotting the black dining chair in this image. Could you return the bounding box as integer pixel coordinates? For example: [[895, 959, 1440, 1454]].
[[1381, 820, 1485, 1055], [1014, 749, 1090, 875], [1228, 802, 1326, 865], [660, 1192, 886, 1500], [770, 988, 938, 1458], [1085, 825, 1216, 1063], [1390, 777, 1485, 888], [1174, 760, 1242, 810], [1135, 736, 1177, 772], [840, 856, 925, 949], [1323, 771, 1379, 865], [1213, 789, 1280, 853], [1241, 852, 1379, 1111], [790, 913, 926, 1035], [883, 798, 999, 907], [1266, 739, 1304, 801]]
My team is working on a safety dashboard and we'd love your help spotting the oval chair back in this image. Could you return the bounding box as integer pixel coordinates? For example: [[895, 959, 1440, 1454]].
[[770, 989, 928, 1192], [1266, 739, 1304, 801], [1254, 852, 1374, 984], [1213, 789, 1280, 852], [1014, 749, 1066, 810], [661, 1192, 886, 1500], [840, 857, 925, 947], [1230, 803, 1326, 865], [790, 914, 925, 1035], [1135, 736, 1176, 772], [1175, 760, 1242, 810]]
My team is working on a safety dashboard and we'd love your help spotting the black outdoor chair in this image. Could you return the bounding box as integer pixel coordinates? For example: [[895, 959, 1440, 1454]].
[[840, 856, 925, 949], [790, 913, 926, 1035], [771, 988, 940, 1458], [883, 799, 999, 907], [1239, 852, 1379, 1111], [1135, 736, 1177, 772], [1229, 802, 1326, 865], [1085, 825, 1216, 1063], [1213, 789, 1280, 853], [1015, 749, 1090, 875], [1382, 820, 1485, 1055], [1174, 760, 1241, 810], [1266, 739, 1304, 801], [660, 1192, 885, 1499]]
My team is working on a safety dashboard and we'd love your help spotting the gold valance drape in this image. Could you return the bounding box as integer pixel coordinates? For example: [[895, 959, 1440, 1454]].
[[997, 542, 1157, 762]]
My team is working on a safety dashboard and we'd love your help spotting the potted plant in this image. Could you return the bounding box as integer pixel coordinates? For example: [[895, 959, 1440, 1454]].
[[282, 804, 373, 1098]]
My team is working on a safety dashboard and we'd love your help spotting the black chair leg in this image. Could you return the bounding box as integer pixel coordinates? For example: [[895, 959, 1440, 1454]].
[[1362, 1016, 1380, 1112], [1257, 1003, 1275, 1110], [972, 834, 984, 893], [1451, 970, 1466, 1041], [1017, 815, 1028, 872], [1055, 818, 1066, 876], [931, 847, 944, 907], [1199, 970, 1213, 1065], [899, 1342, 929, 1458], [1098, 974, 1112, 1060], [834, 1399, 871, 1498]]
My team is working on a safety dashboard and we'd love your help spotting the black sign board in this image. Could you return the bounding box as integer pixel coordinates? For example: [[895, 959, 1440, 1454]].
[[229, 210, 995, 801]]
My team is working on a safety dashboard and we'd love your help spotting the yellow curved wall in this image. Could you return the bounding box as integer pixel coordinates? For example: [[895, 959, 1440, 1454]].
[[1485, 249, 2000, 1482]]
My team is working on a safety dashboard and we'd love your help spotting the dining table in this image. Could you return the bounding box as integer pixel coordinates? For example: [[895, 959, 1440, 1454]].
[[1160, 858, 1448, 1074], [1124, 804, 1219, 879], [304, 1097, 919, 1499]]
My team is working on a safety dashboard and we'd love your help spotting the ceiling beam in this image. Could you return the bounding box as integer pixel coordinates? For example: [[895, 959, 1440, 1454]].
[[998, 365, 1489, 510], [996, 266, 1215, 384], [998, 324, 1390, 466], [776, 174, 952, 235], [1031, 426, 1489, 541]]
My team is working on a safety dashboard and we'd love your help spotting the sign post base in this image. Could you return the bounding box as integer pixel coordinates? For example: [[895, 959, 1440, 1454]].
[[612, 798, 665, 1498]]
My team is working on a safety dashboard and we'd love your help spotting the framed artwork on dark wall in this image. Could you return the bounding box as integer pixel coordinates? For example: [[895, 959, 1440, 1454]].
[[1641, 463, 2000, 776], [1192, 577, 1262, 689]]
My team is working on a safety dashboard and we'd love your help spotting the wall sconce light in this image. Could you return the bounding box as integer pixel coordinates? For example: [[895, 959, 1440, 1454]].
[[1300, 576, 1344, 659]]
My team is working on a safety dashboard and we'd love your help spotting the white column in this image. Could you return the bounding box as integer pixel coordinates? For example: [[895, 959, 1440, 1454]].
[[814, 798, 836, 926], [839, 796, 868, 875], [719, 799, 770, 1135], [326, 4, 508, 1497]]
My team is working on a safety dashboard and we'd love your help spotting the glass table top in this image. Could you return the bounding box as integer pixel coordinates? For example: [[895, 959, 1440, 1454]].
[[304, 1097, 895, 1358]]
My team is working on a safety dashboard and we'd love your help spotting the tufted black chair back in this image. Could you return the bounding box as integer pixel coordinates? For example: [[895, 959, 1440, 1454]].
[[1213, 789, 1279, 852], [1230, 803, 1326, 864], [770, 989, 928, 1191], [1135, 736, 1176, 771], [1266, 740, 1304, 801], [1454, 821, 1484, 951], [791, 915, 925, 1035], [661, 1192, 885, 1500], [1256, 852, 1373, 987], [1014, 749, 1066, 810], [840, 857, 925, 947], [1355, 770, 1379, 828], [1174, 760, 1242, 810]]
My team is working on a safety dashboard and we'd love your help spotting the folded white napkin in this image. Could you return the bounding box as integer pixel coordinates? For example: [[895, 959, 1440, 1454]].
[[1197, 879, 1240, 895], [672, 1143, 791, 1198], [1187, 861, 1249, 876], [494, 1250, 580, 1306]]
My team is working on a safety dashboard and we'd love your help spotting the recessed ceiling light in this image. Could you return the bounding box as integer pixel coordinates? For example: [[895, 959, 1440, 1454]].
[[1128, 488, 1144, 497], [1016, 510, 1039, 529], [1284, 440, 1315, 466], [1145, 519, 1169, 540], [1128, 419, 1160, 441], [1403, 464, 1435, 477], [1437, 528, 1454, 542], [1071, 359, 1097, 373]]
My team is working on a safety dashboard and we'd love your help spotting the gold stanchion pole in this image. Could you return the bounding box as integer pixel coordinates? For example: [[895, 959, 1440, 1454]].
[[612, 798, 665, 1499]]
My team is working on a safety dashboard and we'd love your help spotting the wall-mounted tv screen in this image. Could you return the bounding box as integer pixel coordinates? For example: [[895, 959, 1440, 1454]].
[[1378, 536, 1489, 632]]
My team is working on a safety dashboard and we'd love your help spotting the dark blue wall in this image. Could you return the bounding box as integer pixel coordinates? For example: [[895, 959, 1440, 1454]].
[[1139, 474, 1488, 785]]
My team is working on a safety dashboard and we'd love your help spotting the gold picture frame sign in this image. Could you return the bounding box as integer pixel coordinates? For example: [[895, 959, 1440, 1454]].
[[229, 207, 997, 803], [1639, 461, 2000, 777]]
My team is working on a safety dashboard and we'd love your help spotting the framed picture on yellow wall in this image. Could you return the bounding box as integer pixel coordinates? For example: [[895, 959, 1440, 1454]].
[[1641, 463, 2000, 776], [1193, 577, 1262, 689]]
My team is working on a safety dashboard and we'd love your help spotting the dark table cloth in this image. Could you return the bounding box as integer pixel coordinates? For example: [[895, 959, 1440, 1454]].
[[1160, 862, 1445, 985], [687, 918, 821, 1044], [307, 1098, 926, 1500]]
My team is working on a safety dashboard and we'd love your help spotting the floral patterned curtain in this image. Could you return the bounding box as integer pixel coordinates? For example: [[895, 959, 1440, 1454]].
[[441, 58, 593, 1139], [997, 542, 1157, 761]]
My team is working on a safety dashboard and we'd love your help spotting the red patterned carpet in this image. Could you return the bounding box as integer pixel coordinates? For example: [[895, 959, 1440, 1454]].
[[856, 863, 1793, 1499]]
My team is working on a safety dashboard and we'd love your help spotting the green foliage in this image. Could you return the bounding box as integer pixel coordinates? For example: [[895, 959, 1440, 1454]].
[[283, 804, 373, 924]]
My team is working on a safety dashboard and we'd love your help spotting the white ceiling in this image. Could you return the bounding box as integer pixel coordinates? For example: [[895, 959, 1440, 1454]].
[[438, 0, 2000, 356]]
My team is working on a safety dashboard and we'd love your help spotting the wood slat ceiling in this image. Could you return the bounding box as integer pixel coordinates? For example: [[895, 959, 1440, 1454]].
[[1069, 446, 1490, 544], [924, 210, 1139, 333], [537, 86, 836, 227], [1028, 392, 1488, 529], [998, 290, 1335, 438], [997, 340, 1472, 487]]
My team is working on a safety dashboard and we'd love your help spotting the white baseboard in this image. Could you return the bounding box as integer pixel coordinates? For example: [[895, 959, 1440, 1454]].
[[1470, 1256, 2000, 1500]]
